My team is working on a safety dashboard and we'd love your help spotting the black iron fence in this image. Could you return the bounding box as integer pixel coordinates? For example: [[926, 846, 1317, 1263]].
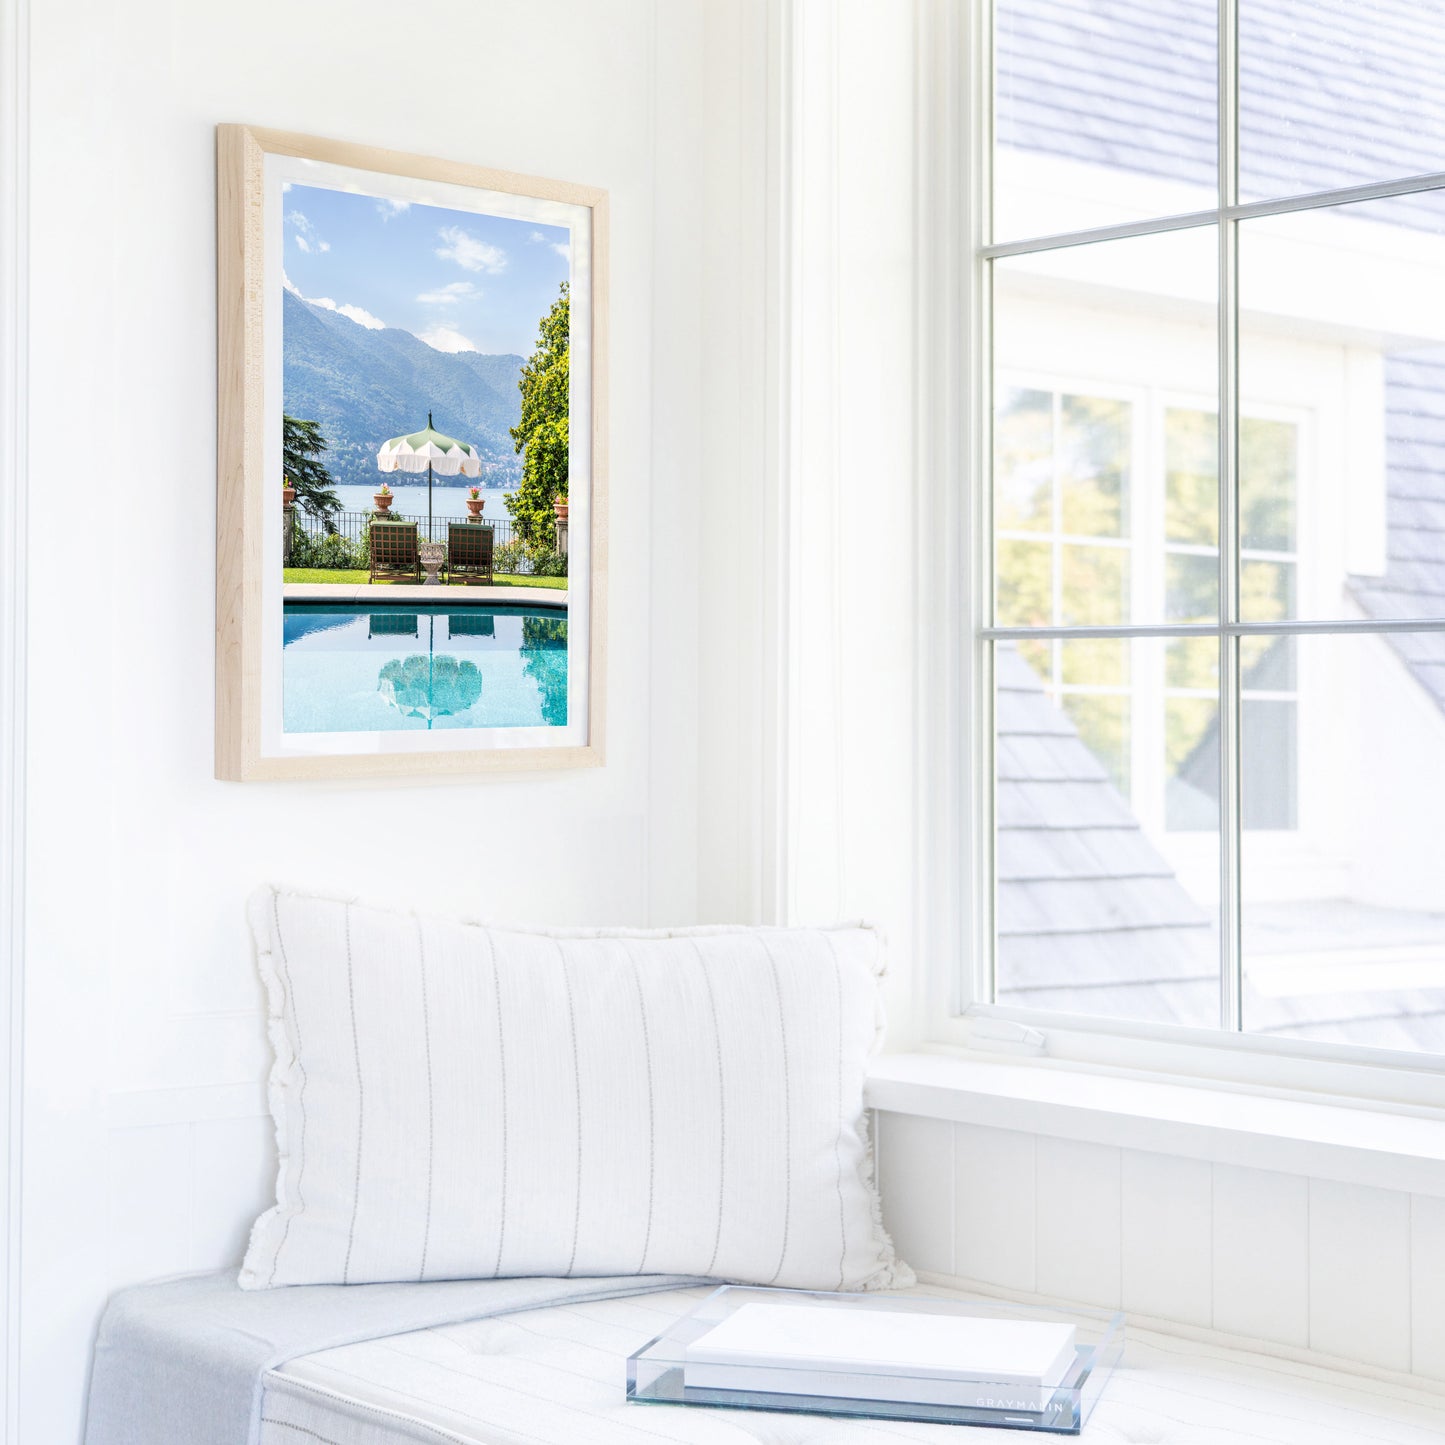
[[290, 505, 571, 577], [295, 507, 518, 550]]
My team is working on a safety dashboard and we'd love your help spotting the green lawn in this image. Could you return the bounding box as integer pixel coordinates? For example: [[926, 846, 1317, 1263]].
[[283, 568, 568, 590]]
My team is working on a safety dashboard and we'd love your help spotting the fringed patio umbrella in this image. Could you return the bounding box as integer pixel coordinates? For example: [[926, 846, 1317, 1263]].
[[376, 411, 482, 536]]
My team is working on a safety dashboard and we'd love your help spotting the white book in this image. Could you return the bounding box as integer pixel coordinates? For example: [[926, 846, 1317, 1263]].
[[683, 1302, 1077, 1413]]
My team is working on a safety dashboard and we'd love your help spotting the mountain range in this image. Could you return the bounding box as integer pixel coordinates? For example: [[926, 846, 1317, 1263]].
[[282, 289, 526, 491]]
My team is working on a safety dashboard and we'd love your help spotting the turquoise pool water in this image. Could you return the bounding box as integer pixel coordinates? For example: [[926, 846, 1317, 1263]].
[[283, 604, 568, 733]]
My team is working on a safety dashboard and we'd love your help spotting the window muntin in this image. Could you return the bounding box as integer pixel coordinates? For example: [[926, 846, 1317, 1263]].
[[981, 0, 1445, 1059]]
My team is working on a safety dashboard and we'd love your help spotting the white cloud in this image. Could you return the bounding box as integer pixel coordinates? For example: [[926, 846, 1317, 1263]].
[[287, 210, 330, 254], [306, 294, 387, 330], [281, 181, 293, 193], [418, 324, 477, 353], [376, 197, 411, 221], [528, 228, 570, 262], [282, 271, 300, 295], [435, 225, 506, 274], [416, 281, 479, 306]]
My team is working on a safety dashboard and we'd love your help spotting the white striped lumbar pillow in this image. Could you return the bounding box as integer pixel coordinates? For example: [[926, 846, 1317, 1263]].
[[239, 887, 913, 1292]]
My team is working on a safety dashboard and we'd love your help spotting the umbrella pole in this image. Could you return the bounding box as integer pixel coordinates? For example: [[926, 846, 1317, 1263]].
[[428, 459, 434, 540]]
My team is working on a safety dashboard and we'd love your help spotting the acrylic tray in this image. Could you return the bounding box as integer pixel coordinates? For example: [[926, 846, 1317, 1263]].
[[626, 1285, 1124, 1434]]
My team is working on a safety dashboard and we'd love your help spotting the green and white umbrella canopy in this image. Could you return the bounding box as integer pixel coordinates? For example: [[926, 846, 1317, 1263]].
[[376, 410, 481, 534], [375, 420, 482, 477]]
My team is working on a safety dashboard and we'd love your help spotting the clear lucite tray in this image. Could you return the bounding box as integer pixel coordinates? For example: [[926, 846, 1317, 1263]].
[[626, 1285, 1124, 1435]]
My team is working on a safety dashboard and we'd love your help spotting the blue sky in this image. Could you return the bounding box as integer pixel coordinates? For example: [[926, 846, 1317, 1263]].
[[282, 182, 570, 357]]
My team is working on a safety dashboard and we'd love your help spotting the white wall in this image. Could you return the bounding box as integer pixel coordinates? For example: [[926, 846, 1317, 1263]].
[[10, 0, 763, 1437], [778, 0, 923, 1039], [876, 1110, 1445, 1383]]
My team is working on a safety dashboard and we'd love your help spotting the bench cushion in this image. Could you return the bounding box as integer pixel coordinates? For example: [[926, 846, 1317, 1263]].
[[260, 1282, 1445, 1444]]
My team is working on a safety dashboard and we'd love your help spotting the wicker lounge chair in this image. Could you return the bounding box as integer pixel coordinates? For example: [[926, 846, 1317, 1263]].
[[369, 520, 421, 583], [447, 522, 494, 585]]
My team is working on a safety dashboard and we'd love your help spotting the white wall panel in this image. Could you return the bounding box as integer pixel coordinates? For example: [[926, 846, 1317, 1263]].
[[1211, 1164, 1310, 1347], [876, 1111, 954, 1276], [1410, 1192, 1445, 1382], [902, 1119, 1440, 1383], [953, 1122, 1036, 1291], [1121, 1148, 1212, 1327], [1035, 1137, 1121, 1309], [107, 1125, 193, 1292], [191, 1116, 275, 1274], [1308, 1179, 1411, 1370]]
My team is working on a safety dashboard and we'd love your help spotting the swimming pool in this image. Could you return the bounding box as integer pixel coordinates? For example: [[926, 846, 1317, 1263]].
[[282, 603, 568, 733]]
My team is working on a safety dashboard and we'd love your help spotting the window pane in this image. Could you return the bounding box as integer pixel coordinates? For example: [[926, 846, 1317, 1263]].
[[996, 387, 1054, 530], [1241, 630, 1296, 692], [1166, 406, 1219, 546], [1243, 633, 1445, 1055], [997, 539, 1053, 627], [1061, 545, 1127, 625], [993, 227, 1218, 627], [1060, 395, 1130, 536], [996, 639, 1221, 1029], [1166, 552, 1218, 623], [1165, 695, 1219, 832], [1167, 636, 1217, 692], [1060, 638, 1128, 688], [994, 0, 1217, 242], [1241, 416, 1297, 553], [1240, 1, 1445, 203], [1239, 190, 1445, 622]]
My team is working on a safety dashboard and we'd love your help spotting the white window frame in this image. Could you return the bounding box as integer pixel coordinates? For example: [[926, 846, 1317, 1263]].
[[917, 0, 1445, 1114]]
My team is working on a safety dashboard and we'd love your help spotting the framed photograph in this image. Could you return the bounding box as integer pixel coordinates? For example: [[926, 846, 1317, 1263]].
[[215, 125, 607, 780]]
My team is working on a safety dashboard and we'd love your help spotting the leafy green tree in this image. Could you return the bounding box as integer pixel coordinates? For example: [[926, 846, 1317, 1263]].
[[283, 414, 342, 527], [507, 284, 570, 547], [521, 615, 569, 726]]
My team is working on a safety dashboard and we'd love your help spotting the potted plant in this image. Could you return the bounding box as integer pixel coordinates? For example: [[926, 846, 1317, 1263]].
[[465, 484, 485, 518], [282, 478, 296, 506], [374, 482, 395, 514], [553, 493, 569, 522]]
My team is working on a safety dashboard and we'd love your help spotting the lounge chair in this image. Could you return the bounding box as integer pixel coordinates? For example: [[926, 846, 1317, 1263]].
[[447, 522, 494, 585], [369, 520, 421, 583]]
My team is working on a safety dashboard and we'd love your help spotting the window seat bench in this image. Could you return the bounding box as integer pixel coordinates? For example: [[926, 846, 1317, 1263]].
[[259, 1280, 1445, 1444]]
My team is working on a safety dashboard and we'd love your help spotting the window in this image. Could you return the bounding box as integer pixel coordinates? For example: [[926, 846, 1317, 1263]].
[[978, 0, 1445, 1058]]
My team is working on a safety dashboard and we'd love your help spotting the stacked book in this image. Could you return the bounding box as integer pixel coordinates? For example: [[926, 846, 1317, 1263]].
[[683, 1301, 1080, 1428]]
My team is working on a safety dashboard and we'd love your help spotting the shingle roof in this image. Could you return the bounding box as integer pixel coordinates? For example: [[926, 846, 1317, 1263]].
[[1349, 351, 1445, 712], [996, 644, 1220, 1030], [995, 644, 1445, 1049], [998, 0, 1445, 208]]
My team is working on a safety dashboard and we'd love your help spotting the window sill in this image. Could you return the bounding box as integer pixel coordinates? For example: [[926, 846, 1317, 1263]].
[[865, 1050, 1445, 1197]]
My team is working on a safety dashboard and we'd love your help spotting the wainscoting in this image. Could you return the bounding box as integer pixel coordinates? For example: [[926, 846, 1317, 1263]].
[[875, 1110, 1445, 1383]]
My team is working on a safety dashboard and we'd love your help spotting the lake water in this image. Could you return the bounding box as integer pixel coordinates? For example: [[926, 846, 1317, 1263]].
[[332, 484, 517, 520]]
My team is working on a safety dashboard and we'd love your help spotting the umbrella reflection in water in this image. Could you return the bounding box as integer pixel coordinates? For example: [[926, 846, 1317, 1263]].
[[375, 612, 482, 728]]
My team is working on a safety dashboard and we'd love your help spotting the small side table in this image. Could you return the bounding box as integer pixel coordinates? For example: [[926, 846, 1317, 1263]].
[[419, 540, 447, 585]]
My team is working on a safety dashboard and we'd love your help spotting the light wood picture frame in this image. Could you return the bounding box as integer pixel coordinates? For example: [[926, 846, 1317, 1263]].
[[216, 125, 608, 781]]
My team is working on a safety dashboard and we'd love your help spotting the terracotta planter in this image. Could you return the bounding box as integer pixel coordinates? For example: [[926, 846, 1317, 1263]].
[[373, 492, 394, 513], [466, 497, 485, 517], [282, 486, 296, 506], [553, 499, 569, 521]]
